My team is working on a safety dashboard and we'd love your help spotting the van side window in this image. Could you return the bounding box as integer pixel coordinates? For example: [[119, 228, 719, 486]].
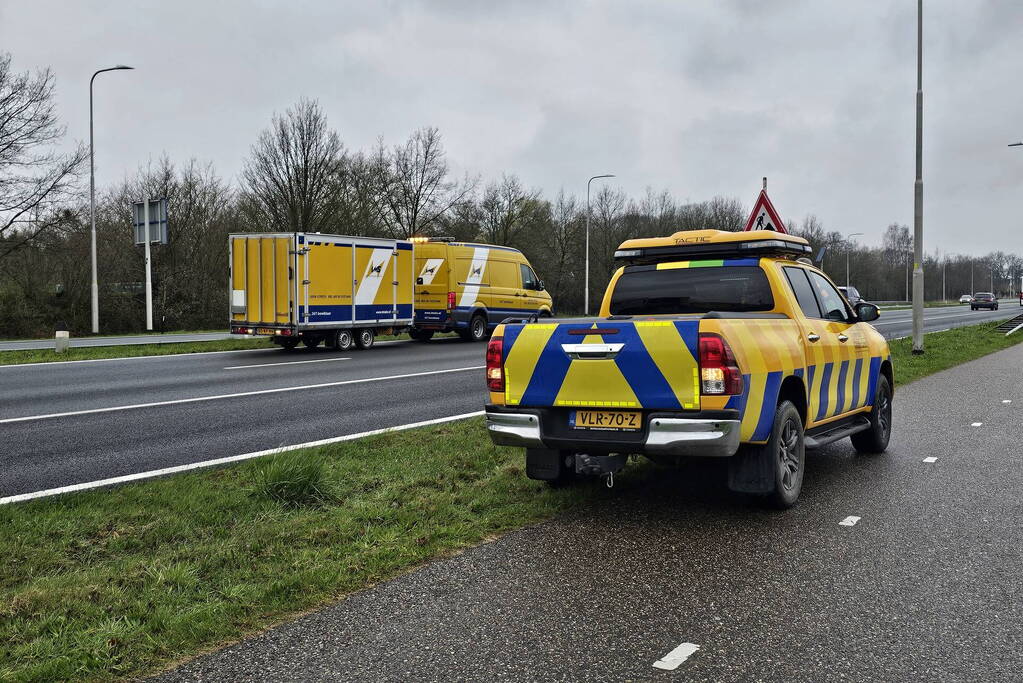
[[783, 267, 822, 319], [519, 264, 538, 290]]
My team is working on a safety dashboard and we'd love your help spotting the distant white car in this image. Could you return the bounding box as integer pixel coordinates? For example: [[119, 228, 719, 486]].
[[959, 294, 972, 304]]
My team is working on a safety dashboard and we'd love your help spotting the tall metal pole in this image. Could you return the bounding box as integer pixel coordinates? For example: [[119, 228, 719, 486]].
[[846, 232, 863, 288], [144, 200, 153, 330], [584, 174, 614, 315], [911, 0, 924, 353], [89, 65, 134, 334]]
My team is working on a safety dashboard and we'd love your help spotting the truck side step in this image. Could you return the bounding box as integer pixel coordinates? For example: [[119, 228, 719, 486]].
[[804, 416, 871, 449]]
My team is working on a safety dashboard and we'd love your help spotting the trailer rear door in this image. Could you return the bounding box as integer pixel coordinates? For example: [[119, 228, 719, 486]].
[[230, 235, 292, 327]]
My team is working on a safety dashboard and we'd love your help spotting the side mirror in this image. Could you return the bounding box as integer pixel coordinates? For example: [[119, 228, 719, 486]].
[[855, 302, 880, 322], [537, 279, 545, 291]]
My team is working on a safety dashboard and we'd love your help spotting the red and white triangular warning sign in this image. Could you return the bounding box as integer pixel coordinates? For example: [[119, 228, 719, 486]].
[[743, 182, 787, 233]]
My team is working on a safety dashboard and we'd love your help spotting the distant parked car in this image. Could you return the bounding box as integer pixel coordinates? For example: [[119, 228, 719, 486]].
[[838, 285, 864, 306], [971, 292, 998, 310], [959, 294, 973, 304]]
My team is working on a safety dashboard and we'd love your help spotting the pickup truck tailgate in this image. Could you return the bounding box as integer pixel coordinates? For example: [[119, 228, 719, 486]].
[[502, 320, 701, 410]]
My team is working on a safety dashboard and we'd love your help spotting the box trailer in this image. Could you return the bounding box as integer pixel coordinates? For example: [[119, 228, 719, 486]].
[[229, 233, 414, 350]]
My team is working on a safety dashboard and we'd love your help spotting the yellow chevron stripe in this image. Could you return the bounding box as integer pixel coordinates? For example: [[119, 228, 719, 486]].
[[635, 322, 699, 410], [503, 325, 557, 405]]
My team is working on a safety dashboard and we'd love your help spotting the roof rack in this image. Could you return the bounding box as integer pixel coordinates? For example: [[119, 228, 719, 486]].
[[613, 229, 811, 264]]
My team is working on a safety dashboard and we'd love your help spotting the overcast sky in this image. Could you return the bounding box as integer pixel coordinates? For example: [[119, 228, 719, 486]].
[[2, 0, 1021, 255]]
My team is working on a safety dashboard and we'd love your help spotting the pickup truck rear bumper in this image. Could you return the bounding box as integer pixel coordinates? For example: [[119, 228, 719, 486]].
[[484, 405, 741, 458]]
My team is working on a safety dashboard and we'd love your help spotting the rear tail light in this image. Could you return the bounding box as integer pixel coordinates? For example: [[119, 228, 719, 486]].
[[234, 327, 250, 335], [486, 338, 504, 392], [447, 291, 456, 311], [698, 333, 743, 395]]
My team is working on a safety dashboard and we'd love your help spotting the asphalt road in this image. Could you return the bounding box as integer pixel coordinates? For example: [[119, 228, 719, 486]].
[[0, 301, 1018, 351], [1, 303, 1020, 500], [0, 331, 234, 351], [157, 343, 1023, 682], [0, 338, 485, 498], [872, 299, 1020, 339]]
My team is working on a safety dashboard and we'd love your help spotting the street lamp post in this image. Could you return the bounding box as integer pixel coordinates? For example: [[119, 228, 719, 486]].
[[846, 232, 864, 288], [89, 65, 134, 334], [911, 0, 924, 354], [584, 174, 615, 315]]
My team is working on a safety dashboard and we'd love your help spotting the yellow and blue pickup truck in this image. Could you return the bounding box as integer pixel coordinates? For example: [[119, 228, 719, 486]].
[[484, 229, 893, 508]]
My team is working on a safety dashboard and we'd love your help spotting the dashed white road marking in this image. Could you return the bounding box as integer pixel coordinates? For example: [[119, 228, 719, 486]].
[[0, 410, 486, 505], [224, 357, 350, 370], [652, 642, 700, 671], [0, 365, 485, 425], [839, 516, 861, 526], [923, 457, 938, 463], [1003, 400, 1012, 404], [971, 422, 983, 427]]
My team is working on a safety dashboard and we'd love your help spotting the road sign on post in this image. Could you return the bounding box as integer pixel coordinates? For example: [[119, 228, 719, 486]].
[[743, 178, 788, 233], [133, 198, 168, 245], [132, 198, 168, 331]]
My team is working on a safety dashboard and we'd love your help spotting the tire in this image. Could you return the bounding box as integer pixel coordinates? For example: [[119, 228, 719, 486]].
[[355, 328, 375, 350], [851, 375, 892, 454], [741, 401, 805, 509], [279, 338, 299, 351], [302, 337, 321, 349], [334, 329, 354, 352], [994, 304, 999, 310], [466, 314, 488, 342], [409, 328, 434, 342], [971, 306, 976, 310]]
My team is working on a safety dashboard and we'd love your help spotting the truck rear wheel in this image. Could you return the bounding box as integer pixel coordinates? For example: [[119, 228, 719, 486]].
[[459, 314, 487, 342], [356, 328, 375, 349], [728, 400, 804, 509], [279, 338, 299, 351], [409, 329, 434, 342], [334, 329, 353, 352]]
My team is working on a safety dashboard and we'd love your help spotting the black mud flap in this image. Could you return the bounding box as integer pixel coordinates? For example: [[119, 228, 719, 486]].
[[727, 446, 774, 494], [525, 448, 567, 481]]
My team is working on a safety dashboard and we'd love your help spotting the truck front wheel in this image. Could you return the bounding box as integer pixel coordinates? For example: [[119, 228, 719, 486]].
[[334, 329, 353, 352]]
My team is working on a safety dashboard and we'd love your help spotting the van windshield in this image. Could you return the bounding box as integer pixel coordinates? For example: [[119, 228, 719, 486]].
[[609, 265, 774, 315]]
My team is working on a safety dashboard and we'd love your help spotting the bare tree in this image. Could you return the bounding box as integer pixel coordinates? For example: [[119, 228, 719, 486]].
[[382, 127, 475, 238], [0, 53, 87, 258], [479, 174, 542, 246], [241, 98, 344, 233]]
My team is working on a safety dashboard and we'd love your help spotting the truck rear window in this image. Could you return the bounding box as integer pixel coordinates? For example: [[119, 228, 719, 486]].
[[608, 265, 774, 315]]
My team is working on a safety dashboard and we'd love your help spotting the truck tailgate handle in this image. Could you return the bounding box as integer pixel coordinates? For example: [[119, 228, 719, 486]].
[[561, 343, 624, 359]]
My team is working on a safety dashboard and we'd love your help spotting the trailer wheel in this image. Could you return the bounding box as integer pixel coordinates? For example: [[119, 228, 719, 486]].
[[356, 328, 375, 350], [302, 337, 321, 350], [334, 329, 353, 352]]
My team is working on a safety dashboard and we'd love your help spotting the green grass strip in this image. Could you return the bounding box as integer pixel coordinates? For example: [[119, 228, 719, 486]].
[[1, 321, 1021, 680]]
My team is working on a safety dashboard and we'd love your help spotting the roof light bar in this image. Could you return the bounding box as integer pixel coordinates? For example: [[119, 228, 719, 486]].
[[614, 239, 810, 264]]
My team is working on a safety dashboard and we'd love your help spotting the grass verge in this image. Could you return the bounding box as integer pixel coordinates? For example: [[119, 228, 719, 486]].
[[0, 419, 597, 681], [888, 320, 1023, 385], [0, 332, 459, 366], [0, 338, 276, 366], [1, 321, 1021, 680]]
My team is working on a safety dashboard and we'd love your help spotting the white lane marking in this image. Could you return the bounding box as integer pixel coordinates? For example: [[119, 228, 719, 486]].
[[0, 366, 485, 425], [652, 642, 700, 671], [971, 422, 983, 427], [0, 339, 414, 370], [923, 457, 938, 463], [224, 357, 351, 370], [0, 411, 485, 505], [839, 516, 861, 526], [1003, 400, 1012, 404]]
